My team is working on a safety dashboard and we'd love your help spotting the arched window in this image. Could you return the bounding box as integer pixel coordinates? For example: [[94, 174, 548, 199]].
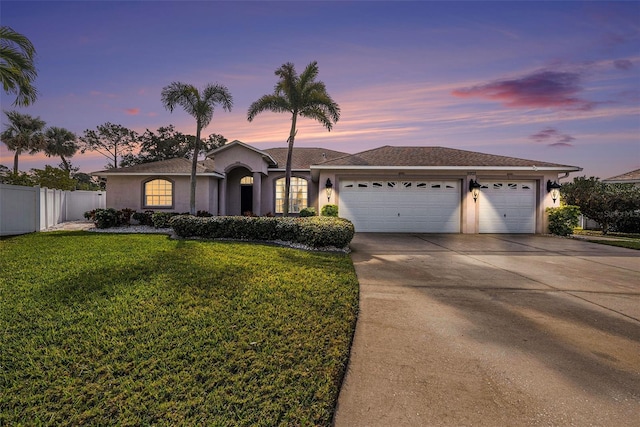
[[275, 177, 307, 214], [143, 178, 173, 208]]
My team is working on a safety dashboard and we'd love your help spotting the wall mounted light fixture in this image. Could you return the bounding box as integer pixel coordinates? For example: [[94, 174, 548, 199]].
[[547, 180, 562, 204], [469, 179, 482, 203], [325, 178, 333, 202]]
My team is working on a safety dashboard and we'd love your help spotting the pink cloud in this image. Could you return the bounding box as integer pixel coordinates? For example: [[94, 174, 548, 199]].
[[125, 108, 140, 115], [452, 71, 595, 111]]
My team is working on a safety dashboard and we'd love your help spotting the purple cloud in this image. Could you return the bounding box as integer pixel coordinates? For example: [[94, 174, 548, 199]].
[[452, 71, 595, 111], [530, 127, 575, 147], [614, 59, 633, 70]]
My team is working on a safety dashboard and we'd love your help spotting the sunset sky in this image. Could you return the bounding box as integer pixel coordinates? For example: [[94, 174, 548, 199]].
[[1, 1, 638, 179]]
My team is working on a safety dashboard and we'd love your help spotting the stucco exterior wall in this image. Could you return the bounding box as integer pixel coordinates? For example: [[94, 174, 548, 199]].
[[214, 144, 271, 175], [105, 175, 217, 213]]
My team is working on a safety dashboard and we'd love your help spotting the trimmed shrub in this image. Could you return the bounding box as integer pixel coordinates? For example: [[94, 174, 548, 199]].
[[132, 210, 154, 226], [321, 204, 338, 217], [295, 217, 354, 248], [93, 208, 121, 229], [299, 207, 316, 217], [546, 205, 580, 236], [120, 208, 135, 225], [196, 210, 213, 217], [151, 212, 182, 228], [170, 215, 355, 249]]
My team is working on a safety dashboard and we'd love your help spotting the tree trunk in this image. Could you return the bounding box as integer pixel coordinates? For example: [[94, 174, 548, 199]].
[[190, 121, 201, 216], [13, 151, 19, 174], [283, 113, 298, 217], [61, 156, 70, 173]]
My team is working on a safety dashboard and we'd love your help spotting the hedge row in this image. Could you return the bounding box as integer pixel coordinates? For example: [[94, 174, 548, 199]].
[[170, 215, 355, 249], [85, 209, 213, 229]]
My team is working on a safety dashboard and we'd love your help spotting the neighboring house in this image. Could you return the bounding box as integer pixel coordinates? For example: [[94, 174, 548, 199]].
[[92, 140, 582, 234], [603, 168, 640, 187]]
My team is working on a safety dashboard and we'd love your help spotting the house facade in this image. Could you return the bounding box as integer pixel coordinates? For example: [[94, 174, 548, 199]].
[[93, 140, 582, 234]]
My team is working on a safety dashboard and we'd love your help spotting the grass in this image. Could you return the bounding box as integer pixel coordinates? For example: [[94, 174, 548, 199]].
[[0, 232, 359, 426], [583, 239, 640, 250], [571, 229, 640, 250]]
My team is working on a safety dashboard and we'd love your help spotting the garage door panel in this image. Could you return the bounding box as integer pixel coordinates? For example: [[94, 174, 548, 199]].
[[340, 180, 461, 233], [479, 181, 536, 234]]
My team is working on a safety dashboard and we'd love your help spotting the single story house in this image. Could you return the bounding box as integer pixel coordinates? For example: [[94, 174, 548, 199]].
[[93, 140, 582, 234], [603, 169, 640, 187]]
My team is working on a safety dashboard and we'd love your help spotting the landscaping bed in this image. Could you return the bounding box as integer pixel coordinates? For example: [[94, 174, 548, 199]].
[[0, 232, 359, 426]]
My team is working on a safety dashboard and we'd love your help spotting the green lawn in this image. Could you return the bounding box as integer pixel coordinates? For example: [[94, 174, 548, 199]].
[[0, 232, 359, 426], [572, 229, 640, 250], [584, 239, 640, 250]]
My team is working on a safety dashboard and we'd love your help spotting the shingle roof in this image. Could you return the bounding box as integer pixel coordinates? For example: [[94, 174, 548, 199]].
[[603, 168, 640, 183], [316, 146, 580, 169], [264, 147, 349, 169], [92, 158, 218, 175]]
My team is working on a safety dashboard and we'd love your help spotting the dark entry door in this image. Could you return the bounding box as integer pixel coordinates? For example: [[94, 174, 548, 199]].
[[241, 185, 253, 214]]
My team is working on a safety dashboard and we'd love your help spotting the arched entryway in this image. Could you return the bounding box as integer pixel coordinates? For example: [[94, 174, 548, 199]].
[[224, 166, 262, 216]]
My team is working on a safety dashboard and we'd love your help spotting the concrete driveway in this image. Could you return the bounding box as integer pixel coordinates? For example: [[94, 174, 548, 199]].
[[334, 234, 640, 426]]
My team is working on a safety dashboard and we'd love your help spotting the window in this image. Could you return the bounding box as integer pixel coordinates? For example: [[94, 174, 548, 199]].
[[144, 178, 173, 208], [241, 176, 253, 185], [275, 177, 308, 213]]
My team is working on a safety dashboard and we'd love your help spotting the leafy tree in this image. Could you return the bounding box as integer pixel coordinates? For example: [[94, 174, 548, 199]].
[[0, 26, 38, 106], [73, 172, 104, 191], [30, 165, 76, 190], [0, 164, 33, 186], [0, 110, 46, 173], [161, 82, 233, 215], [119, 125, 228, 167], [247, 61, 340, 216], [44, 126, 78, 172], [561, 176, 640, 234], [79, 122, 138, 169]]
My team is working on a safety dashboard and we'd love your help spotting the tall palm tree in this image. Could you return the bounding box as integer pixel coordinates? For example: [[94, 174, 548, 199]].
[[1, 110, 46, 173], [247, 61, 340, 216], [161, 82, 233, 215], [44, 127, 78, 172], [0, 26, 38, 107]]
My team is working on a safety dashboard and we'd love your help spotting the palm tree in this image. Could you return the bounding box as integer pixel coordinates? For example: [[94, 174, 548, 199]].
[[161, 82, 233, 215], [44, 127, 78, 172], [0, 26, 38, 107], [1, 110, 46, 174], [247, 61, 340, 216]]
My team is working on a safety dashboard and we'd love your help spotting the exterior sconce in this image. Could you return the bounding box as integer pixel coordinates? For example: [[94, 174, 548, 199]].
[[547, 180, 562, 204], [469, 179, 481, 203], [325, 178, 333, 202]]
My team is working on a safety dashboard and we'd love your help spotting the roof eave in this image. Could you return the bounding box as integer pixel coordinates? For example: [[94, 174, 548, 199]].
[[91, 171, 225, 178], [310, 165, 583, 171]]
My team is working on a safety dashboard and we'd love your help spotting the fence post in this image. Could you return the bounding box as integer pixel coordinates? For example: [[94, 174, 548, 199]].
[[35, 185, 42, 231]]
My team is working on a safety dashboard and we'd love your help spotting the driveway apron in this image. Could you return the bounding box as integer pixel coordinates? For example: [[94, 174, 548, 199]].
[[334, 234, 640, 426]]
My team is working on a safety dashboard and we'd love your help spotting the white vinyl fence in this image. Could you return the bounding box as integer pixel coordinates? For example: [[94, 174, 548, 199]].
[[0, 184, 105, 236]]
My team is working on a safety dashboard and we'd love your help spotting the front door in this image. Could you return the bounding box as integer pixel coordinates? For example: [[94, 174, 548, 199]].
[[241, 185, 253, 215]]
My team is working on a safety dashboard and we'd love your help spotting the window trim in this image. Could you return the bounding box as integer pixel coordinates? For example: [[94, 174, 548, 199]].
[[142, 177, 175, 209], [274, 176, 308, 214]]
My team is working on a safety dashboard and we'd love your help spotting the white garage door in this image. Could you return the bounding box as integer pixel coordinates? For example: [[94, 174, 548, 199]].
[[479, 181, 536, 233], [339, 180, 461, 233]]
